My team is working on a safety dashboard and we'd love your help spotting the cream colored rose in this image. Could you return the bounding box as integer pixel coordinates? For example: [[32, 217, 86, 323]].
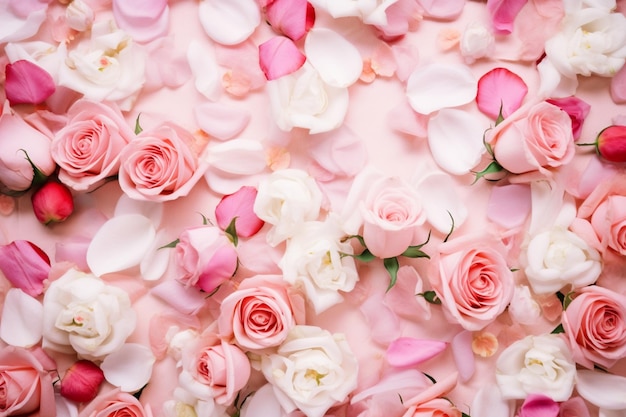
[[42, 268, 136, 361], [495, 334, 576, 401], [261, 325, 358, 417], [523, 227, 601, 294]]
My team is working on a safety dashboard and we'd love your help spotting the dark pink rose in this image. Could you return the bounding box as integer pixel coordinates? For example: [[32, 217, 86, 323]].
[[215, 185, 265, 238], [429, 234, 514, 331], [60, 360, 105, 403], [545, 96, 590, 140], [118, 122, 208, 202], [593, 125, 626, 163], [561, 285, 626, 369], [31, 181, 74, 225], [218, 275, 304, 350], [51, 99, 134, 192], [175, 225, 238, 293], [0, 240, 50, 297], [78, 389, 153, 417], [0, 346, 57, 417]]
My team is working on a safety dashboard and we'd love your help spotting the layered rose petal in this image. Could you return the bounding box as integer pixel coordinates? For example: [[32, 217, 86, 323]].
[[5, 60, 55, 105], [259, 36, 306, 81], [0, 240, 50, 297]]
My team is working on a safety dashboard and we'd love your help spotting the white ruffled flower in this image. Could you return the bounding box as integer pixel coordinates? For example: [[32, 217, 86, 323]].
[[460, 21, 494, 64], [523, 227, 601, 294], [66, 0, 94, 32], [280, 218, 359, 314], [253, 168, 323, 246], [307, 0, 399, 26], [261, 325, 358, 417], [58, 20, 146, 110], [508, 285, 542, 325], [42, 268, 136, 361], [267, 62, 349, 134], [495, 334, 576, 401]]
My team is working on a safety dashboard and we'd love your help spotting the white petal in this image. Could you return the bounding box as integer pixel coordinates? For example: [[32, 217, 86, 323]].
[[537, 58, 578, 99], [140, 231, 172, 281], [206, 139, 266, 175], [415, 170, 468, 233], [187, 40, 221, 101], [240, 384, 283, 417], [87, 214, 156, 276], [0, 9, 47, 44], [576, 370, 626, 410], [427, 109, 486, 175], [471, 384, 512, 417], [55, 392, 79, 417], [101, 343, 156, 392], [114, 195, 163, 227], [198, 0, 261, 45], [407, 63, 477, 114], [0, 289, 43, 348], [194, 102, 251, 140], [305, 28, 362, 88]]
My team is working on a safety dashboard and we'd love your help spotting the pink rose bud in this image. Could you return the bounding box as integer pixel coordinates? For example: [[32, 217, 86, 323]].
[[215, 186, 264, 239], [31, 181, 74, 225], [60, 360, 105, 403], [595, 125, 626, 163], [0, 240, 50, 297]]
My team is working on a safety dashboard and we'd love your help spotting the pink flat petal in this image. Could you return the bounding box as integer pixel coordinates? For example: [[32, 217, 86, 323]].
[[259, 36, 306, 80], [5, 60, 55, 105], [476, 67, 528, 120], [386, 337, 447, 367], [487, 0, 528, 34]]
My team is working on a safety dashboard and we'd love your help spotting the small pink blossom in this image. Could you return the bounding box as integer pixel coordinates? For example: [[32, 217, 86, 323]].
[[31, 181, 74, 225], [0, 240, 50, 297], [60, 360, 105, 403], [215, 186, 265, 238]]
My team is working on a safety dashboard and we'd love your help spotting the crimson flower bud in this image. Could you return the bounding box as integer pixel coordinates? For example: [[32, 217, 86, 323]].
[[60, 360, 105, 403], [31, 181, 74, 225], [595, 125, 626, 162]]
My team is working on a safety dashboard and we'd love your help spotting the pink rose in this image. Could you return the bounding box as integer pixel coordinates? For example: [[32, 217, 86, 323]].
[[0, 105, 55, 193], [51, 99, 134, 192], [490, 101, 575, 174], [402, 398, 461, 417], [0, 240, 50, 297], [429, 234, 514, 331], [545, 96, 590, 140], [0, 346, 57, 417], [561, 285, 626, 369], [361, 176, 426, 258], [175, 225, 238, 293], [78, 389, 153, 417], [218, 275, 304, 350], [180, 332, 251, 405], [118, 122, 208, 202]]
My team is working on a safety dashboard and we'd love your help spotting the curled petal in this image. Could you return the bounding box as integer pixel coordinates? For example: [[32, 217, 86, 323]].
[[386, 337, 447, 367], [452, 330, 475, 381], [476, 67, 528, 120], [5, 60, 55, 105], [407, 63, 477, 114], [305, 28, 362, 88], [198, 0, 261, 45], [101, 343, 156, 392], [259, 36, 306, 80], [0, 288, 43, 347]]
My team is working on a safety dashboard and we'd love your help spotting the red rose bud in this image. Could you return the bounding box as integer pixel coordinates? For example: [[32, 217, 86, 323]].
[[596, 125, 626, 162], [60, 360, 105, 403], [31, 181, 74, 225]]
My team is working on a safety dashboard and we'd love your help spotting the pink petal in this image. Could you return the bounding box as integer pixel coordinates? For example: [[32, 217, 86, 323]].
[[487, 184, 531, 229], [112, 0, 169, 42], [5, 60, 55, 105], [417, 0, 465, 20], [215, 186, 265, 237], [386, 337, 447, 367], [451, 330, 475, 382], [194, 102, 251, 141], [476, 67, 528, 120], [259, 36, 306, 80], [361, 292, 401, 345], [404, 371, 458, 407], [487, 0, 528, 34], [151, 280, 208, 315], [0, 240, 50, 297], [610, 63, 626, 104], [519, 394, 560, 417], [266, 0, 315, 41], [545, 96, 590, 140]]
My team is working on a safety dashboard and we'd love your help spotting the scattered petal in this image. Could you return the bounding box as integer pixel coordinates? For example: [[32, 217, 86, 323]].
[[5, 60, 56, 105], [101, 343, 155, 392], [206, 139, 266, 175], [266, 0, 315, 41], [386, 337, 447, 367], [198, 0, 261, 45], [407, 63, 477, 114], [112, 0, 169, 43], [487, 184, 532, 229], [114, 195, 164, 228], [452, 330, 475, 381], [476, 67, 528, 120], [472, 332, 499, 357], [0, 288, 43, 347], [471, 383, 511, 417], [415, 169, 468, 233], [305, 28, 362, 88], [576, 370, 626, 410], [259, 36, 306, 80], [194, 102, 251, 140], [487, 0, 528, 34], [187, 40, 221, 101], [418, 0, 465, 20]]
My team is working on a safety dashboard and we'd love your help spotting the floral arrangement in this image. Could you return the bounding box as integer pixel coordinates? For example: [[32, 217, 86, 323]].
[[1, 0, 626, 417]]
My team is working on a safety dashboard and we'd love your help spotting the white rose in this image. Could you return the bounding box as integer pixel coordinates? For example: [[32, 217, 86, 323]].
[[495, 334, 576, 401], [253, 168, 323, 246], [58, 20, 146, 110], [307, 0, 399, 26], [66, 0, 95, 32], [523, 227, 601, 294], [280, 218, 359, 314], [261, 325, 358, 417], [544, 6, 626, 78], [460, 21, 494, 64], [42, 268, 136, 361], [267, 62, 349, 134], [508, 285, 542, 325]]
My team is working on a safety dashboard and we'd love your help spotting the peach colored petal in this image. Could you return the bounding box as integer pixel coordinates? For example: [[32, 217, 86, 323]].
[[0, 195, 15, 215], [438, 28, 461, 50], [266, 147, 291, 171], [472, 332, 499, 358]]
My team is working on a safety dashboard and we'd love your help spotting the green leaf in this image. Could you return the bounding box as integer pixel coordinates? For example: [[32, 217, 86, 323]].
[[551, 323, 564, 334], [471, 160, 504, 185], [562, 291, 575, 310], [402, 230, 431, 255], [420, 291, 442, 305], [495, 101, 505, 125], [443, 211, 454, 243], [400, 247, 430, 259], [354, 249, 376, 262], [159, 238, 179, 249], [225, 217, 239, 246], [134, 113, 143, 134], [384, 257, 400, 292], [133, 383, 148, 400], [462, 413, 472, 417]]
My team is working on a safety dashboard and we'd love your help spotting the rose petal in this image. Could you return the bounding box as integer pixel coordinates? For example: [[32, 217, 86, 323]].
[[487, 184, 532, 229], [206, 139, 267, 175], [187, 40, 221, 101], [476, 67, 528, 120], [259, 36, 306, 80], [361, 292, 401, 345], [471, 383, 512, 417], [415, 170, 468, 233], [386, 337, 447, 367], [610, 63, 626, 104], [215, 186, 264, 237], [86, 214, 156, 276], [0, 6, 47, 43], [266, 0, 315, 41], [112, 0, 169, 43], [304, 28, 362, 88], [0, 288, 43, 347], [350, 369, 432, 404], [487, 0, 528, 34], [151, 280, 208, 315], [576, 370, 626, 410], [101, 343, 156, 392], [5, 60, 56, 105], [140, 231, 172, 281], [417, 0, 465, 20], [407, 63, 477, 114], [114, 195, 164, 227], [451, 330, 475, 382], [194, 102, 251, 140], [427, 108, 486, 175], [241, 384, 283, 417], [198, 0, 261, 45]]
